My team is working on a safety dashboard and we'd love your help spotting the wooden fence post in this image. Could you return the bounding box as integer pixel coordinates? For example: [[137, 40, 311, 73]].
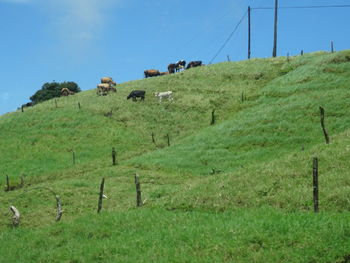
[[134, 174, 142, 207], [210, 109, 216, 125], [78, 102, 81, 109], [227, 55, 230, 62], [97, 178, 105, 213], [301, 50, 304, 56], [287, 53, 290, 62], [313, 157, 319, 213], [319, 107, 330, 144], [55, 99, 58, 108], [55, 195, 63, 222], [151, 132, 156, 145], [5, 175, 10, 192], [21, 105, 24, 112], [112, 147, 117, 165], [166, 134, 170, 147], [10, 206, 20, 227], [20, 176, 24, 186], [72, 152, 76, 165], [331, 41, 334, 53]]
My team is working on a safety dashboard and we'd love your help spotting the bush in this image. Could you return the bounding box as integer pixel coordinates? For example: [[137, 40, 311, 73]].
[[30, 81, 81, 104]]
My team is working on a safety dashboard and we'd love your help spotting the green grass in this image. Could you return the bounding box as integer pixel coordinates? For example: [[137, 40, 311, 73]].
[[1, 208, 350, 263], [1, 50, 350, 262]]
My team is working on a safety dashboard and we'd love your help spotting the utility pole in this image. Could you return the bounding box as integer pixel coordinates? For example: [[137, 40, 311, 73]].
[[272, 0, 278, 57], [248, 6, 251, 59]]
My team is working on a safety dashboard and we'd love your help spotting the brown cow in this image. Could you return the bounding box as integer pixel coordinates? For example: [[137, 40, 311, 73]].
[[144, 69, 160, 78], [97, 83, 116, 95], [101, 77, 117, 85], [61, 88, 74, 96], [160, 71, 170, 76]]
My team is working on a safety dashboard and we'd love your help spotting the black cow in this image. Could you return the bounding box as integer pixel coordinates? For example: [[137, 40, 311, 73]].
[[21, 102, 34, 108], [19, 102, 34, 112], [186, 61, 202, 69], [127, 90, 145, 101], [175, 60, 186, 72], [168, 63, 176, 74]]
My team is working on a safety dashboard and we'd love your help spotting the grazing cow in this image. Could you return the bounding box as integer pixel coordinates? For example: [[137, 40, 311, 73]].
[[97, 83, 109, 95], [127, 90, 145, 101], [154, 91, 173, 102], [24, 102, 34, 107], [175, 60, 186, 72], [97, 83, 116, 95], [20, 102, 34, 110], [144, 69, 160, 78], [109, 87, 117, 92], [167, 63, 176, 74], [186, 61, 202, 69], [61, 88, 74, 96], [101, 77, 116, 85]]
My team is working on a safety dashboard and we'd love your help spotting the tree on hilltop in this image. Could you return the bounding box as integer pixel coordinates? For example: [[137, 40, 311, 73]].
[[30, 81, 81, 104]]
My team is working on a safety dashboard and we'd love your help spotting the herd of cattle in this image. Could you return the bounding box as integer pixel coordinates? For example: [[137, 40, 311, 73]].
[[20, 59, 202, 109], [144, 60, 203, 78], [97, 59, 202, 102], [126, 90, 173, 102], [96, 77, 117, 95]]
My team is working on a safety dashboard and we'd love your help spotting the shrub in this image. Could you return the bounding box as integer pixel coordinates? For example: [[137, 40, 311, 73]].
[[30, 81, 81, 104]]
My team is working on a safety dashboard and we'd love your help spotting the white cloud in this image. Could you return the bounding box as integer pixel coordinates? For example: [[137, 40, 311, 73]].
[[1, 0, 121, 45], [46, 0, 121, 44]]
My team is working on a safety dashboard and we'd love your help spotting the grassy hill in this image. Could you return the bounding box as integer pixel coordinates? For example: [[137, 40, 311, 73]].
[[1, 50, 350, 262]]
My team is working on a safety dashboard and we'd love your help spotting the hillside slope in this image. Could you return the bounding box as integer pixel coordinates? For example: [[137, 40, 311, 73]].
[[1, 50, 350, 262]]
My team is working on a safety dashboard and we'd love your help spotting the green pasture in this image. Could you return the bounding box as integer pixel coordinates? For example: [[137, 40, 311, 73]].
[[0, 50, 350, 262]]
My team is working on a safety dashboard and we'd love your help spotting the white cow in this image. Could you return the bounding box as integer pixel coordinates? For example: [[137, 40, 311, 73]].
[[154, 91, 173, 102]]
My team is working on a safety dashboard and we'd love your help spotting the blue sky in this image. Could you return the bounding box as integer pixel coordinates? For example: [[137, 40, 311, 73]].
[[0, 0, 349, 115]]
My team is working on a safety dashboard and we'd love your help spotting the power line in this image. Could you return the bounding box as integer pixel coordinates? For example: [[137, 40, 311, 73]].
[[252, 4, 350, 10], [209, 11, 247, 64], [208, 3, 349, 64], [183, 0, 247, 61], [183, 8, 238, 48]]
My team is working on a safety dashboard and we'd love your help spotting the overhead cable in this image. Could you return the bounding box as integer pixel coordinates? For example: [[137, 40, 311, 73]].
[[209, 11, 247, 64]]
